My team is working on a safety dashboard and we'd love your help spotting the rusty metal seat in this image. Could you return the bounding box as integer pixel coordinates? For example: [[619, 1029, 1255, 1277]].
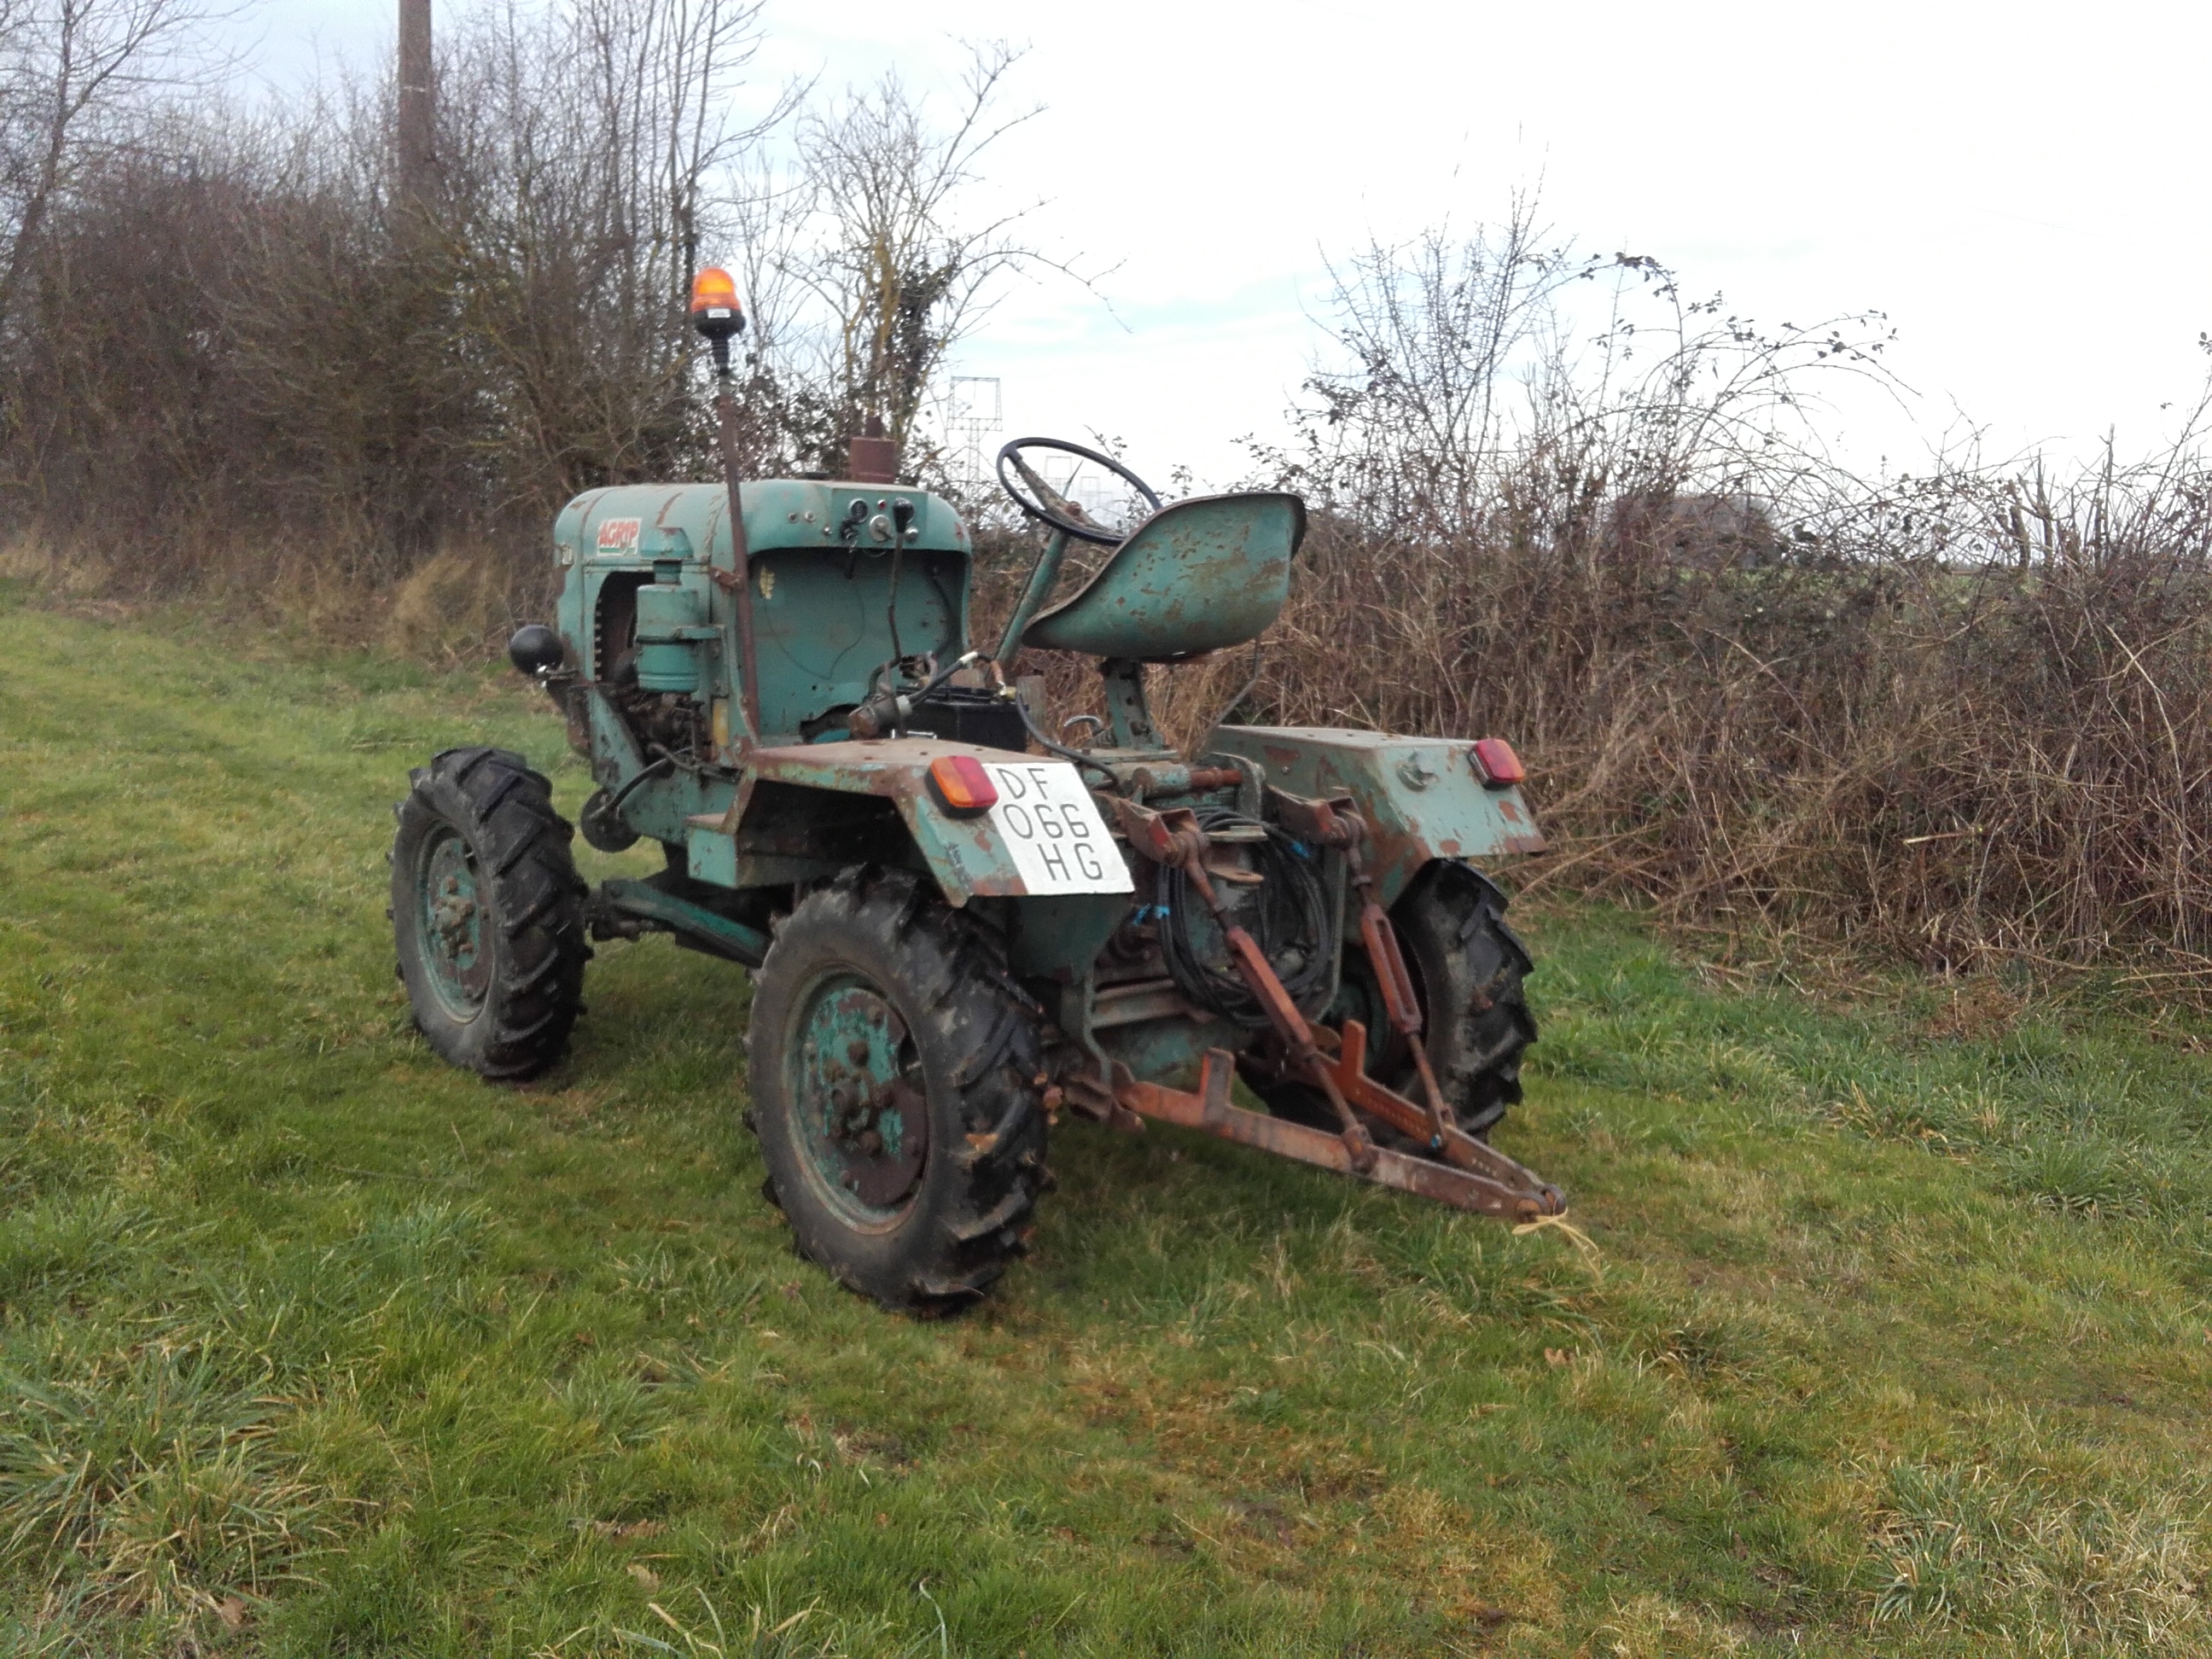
[[1019, 492, 1307, 662]]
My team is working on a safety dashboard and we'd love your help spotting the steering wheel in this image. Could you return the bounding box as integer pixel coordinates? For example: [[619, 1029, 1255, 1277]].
[[996, 437, 1161, 546]]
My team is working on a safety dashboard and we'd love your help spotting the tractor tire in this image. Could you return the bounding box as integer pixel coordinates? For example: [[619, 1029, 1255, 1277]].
[[1249, 860, 1535, 1138], [748, 868, 1048, 1316], [392, 747, 590, 1081], [1388, 861, 1537, 1136]]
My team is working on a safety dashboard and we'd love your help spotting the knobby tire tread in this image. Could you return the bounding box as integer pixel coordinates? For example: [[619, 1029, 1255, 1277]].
[[392, 748, 589, 1082], [1402, 863, 1537, 1136], [749, 868, 1048, 1317]]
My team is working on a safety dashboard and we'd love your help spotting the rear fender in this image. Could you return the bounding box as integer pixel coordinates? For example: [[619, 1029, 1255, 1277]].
[[1208, 725, 1545, 904], [696, 740, 1136, 917]]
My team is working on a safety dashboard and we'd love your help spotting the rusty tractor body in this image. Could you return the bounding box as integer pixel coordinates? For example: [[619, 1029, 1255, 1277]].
[[389, 287, 1557, 1313]]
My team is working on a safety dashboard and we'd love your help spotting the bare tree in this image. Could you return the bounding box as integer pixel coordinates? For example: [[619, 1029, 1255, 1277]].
[[437, 0, 792, 504], [1281, 197, 1898, 549], [1289, 199, 1590, 527], [0, 0, 230, 337], [789, 42, 1070, 474]]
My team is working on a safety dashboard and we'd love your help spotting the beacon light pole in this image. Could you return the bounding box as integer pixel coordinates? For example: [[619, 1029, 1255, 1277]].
[[689, 267, 762, 746]]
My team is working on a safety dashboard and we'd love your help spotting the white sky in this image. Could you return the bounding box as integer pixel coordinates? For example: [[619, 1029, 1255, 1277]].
[[245, 0, 2212, 491]]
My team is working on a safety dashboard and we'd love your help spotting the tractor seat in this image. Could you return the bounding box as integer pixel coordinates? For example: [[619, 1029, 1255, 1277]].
[[1020, 492, 1307, 661]]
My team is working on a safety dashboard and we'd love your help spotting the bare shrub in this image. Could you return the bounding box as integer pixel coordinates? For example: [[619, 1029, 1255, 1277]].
[[0, 0, 234, 336], [0, 0, 780, 618], [1230, 208, 2212, 968]]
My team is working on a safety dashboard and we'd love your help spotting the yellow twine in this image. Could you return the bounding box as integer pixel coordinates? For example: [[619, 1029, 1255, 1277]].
[[1512, 1212, 1604, 1275]]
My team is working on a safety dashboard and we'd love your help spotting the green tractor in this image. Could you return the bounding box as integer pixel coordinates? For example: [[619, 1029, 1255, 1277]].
[[390, 271, 1561, 1314]]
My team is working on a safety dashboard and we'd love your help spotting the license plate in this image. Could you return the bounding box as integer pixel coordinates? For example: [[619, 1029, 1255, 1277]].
[[982, 761, 1132, 896]]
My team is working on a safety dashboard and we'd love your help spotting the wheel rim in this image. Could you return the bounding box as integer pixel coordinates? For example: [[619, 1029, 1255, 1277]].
[[417, 826, 490, 1020], [786, 973, 931, 1228], [1329, 954, 1412, 1080]]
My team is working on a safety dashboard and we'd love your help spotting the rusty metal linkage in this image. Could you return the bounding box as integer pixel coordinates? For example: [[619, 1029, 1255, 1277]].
[[1112, 1049, 1559, 1220], [1272, 790, 1458, 1150], [1109, 798, 1377, 1172], [1097, 796, 1566, 1220], [1320, 1021, 1562, 1217], [1103, 791, 1563, 1220]]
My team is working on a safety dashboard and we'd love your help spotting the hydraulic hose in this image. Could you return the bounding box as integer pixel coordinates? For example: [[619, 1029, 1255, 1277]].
[[605, 753, 675, 815], [1155, 806, 1334, 1027]]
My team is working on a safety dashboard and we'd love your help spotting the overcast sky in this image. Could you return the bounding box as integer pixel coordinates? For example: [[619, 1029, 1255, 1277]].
[[246, 0, 2210, 491]]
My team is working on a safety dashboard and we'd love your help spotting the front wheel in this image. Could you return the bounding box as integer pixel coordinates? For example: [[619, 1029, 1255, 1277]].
[[391, 747, 589, 1080], [748, 870, 1049, 1315]]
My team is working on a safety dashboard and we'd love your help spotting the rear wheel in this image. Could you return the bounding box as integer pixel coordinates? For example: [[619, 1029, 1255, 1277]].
[[748, 870, 1049, 1315], [1249, 860, 1534, 1138], [392, 747, 589, 1080], [1386, 861, 1536, 1135]]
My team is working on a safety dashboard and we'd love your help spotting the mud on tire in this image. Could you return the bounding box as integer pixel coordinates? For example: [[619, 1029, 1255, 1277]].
[[748, 869, 1049, 1316], [392, 747, 590, 1081]]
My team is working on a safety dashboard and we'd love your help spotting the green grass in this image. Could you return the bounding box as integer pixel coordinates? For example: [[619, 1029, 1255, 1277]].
[[3, 594, 2212, 1656]]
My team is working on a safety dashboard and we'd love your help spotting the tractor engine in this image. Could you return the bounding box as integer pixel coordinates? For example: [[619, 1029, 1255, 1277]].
[[591, 564, 711, 763], [517, 569, 708, 770]]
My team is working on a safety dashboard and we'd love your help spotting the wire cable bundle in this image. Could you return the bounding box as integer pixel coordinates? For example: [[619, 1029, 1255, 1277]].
[[1155, 806, 1335, 1027]]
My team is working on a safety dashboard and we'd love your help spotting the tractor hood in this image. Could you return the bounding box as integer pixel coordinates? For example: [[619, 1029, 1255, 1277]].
[[553, 480, 970, 567]]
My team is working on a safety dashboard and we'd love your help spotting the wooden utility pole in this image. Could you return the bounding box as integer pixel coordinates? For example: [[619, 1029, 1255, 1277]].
[[397, 0, 434, 207], [393, 0, 439, 568]]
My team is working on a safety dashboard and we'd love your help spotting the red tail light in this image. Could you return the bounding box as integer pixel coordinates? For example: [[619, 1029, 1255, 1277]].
[[1470, 738, 1525, 788], [927, 754, 998, 816]]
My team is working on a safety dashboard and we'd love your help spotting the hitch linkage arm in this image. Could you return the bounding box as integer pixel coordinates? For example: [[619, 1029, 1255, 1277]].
[[1108, 797, 1377, 1172], [1103, 796, 1563, 1220]]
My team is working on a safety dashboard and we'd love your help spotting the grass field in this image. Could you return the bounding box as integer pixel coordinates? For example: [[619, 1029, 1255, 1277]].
[[3, 587, 2211, 1656]]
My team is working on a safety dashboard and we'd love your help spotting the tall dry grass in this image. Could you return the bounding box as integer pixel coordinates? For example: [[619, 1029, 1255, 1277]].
[[1244, 474, 2212, 969], [1118, 212, 2212, 969], [967, 207, 2212, 972]]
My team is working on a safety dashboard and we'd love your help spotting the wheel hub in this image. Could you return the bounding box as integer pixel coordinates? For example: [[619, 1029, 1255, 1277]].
[[418, 830, 489, 1016], [795, 983, 928, 1217]]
